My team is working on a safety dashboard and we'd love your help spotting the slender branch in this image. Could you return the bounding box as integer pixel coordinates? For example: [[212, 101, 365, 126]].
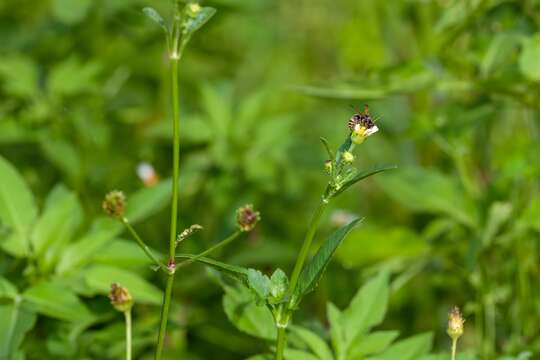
[[176, 230, 242, 268], [287, 197, 328, 294], [156, 274, 174, 359], [125, 309, 132, 360], [121, 218, 168, 273], [451, 338, 457, 360]]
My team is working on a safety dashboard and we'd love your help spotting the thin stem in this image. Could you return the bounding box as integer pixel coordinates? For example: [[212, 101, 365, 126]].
[[176, 230, 242, 268], [155, 38, 182, 360], [288, 198, 328, 294], [275, 326, 287, 360], [125, 309, 132, 360], [156, 274, 175, 360], [451, 338, 457, 360], [122, 218, 168, 273]]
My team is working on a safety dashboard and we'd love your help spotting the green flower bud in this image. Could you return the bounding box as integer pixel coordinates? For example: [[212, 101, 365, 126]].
[[324, 160, 333, 174], [343, 151, 354, 163]]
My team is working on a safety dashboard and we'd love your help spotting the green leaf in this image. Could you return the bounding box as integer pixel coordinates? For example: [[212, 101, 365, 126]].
[[222, 283, 276, 340], [283, 349, 320, 360], [320, 137, 334, 159], [519, 33, 540, 82], [269, 268, 288, 303], [0, 301, 36, 359], [93, 239, 161, 268], [293, 218, 362, 304], [31, 184, 82, 270], [56, 229, 116, 274], [327, 302, 345, 358], [0, 277, 18, 300], [48, 57, 101, 96], [520, 196, 540, 232], [343, 272, 390, 343], [0, 155, 37, 257], [331, 165, 397, 198], [366, 333, 433, 360], [142, 7, 168, 32], [124, 179, 172, 224], [81, 265, 161, 305], [376, 167, 478, 228], [349, 330, 399, 358], [247, 269, 271, 303], [182, 6, 217, 40], [0, 55, 38, 98], [51, 0, 92, 25], [40, 139, 81, 182], [176, 254, 250, 285], [23, 281, 93, 322], [245, 355, 273, 360], [290, 326, 333, 360]]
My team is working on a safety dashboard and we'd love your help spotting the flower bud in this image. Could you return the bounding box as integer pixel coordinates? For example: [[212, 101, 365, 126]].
[[447, 306, 465, 341], [343, 151, 354, 163], [102, 191, 126, 218], [109, 283, 133, 312], [324, 160, 333, 174], [236, 204, 260, 232]]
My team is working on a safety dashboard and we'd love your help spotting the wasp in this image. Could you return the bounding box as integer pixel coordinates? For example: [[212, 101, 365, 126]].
[[348, 104, 376, 131]]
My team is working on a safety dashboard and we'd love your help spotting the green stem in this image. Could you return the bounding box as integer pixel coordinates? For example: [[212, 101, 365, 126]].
[[275, 326, 287, 360], [125, 309, 132, 360], [156, 274, 175, 360], [122, 218, 168, 273], [451, 338, 457, 360], [155, 40, 182, 360], [288, 198, 328, 294], [177, 230, 242, 268]]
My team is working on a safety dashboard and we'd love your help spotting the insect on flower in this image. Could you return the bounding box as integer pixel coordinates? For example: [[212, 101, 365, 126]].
[[348, 104, 379, 144]]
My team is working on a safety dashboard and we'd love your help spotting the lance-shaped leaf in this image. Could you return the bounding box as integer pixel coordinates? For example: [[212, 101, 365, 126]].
[[293, 218, 362, 305], [142, 7, 168, 33], [331, 164, 397, 198], [176, 254, 250, 286]]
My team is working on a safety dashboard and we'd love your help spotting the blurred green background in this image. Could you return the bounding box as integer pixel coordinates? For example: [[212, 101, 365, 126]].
[[1, 0, 540, 359]]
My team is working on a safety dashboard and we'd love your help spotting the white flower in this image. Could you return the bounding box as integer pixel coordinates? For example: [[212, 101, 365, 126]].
[[137, 162, 159, 187]]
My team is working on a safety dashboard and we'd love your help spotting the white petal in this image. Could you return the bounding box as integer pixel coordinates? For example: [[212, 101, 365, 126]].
[[365, 125, 379, 136], [137, 162, 155, 182]]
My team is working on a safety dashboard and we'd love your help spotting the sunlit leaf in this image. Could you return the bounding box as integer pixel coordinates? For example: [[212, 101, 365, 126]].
[[0, 301, 36, 358]]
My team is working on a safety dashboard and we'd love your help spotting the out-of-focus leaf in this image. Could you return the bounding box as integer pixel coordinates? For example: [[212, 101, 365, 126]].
[[343, 271, 389, 344], [0, 156, 37, 257], [0, 277, 18, 300], [31, 184, 82, 270], [482, 202, 512, 245], [82, 265, 161, 305], [93, 239, 160, 267], [349, 330, 399, 358], [519, 33, 540, 82], [327, 302, 345, 358], [292, 84, 387, 100], [293, 218, 362, 304], [520, 196, 540, 232], [124, 179, 172, 223], [23, 281, 93, 322], [481, 33, 520, 77], [0, 55, 38, 98], [40, 139, 81, 181], [48, 57, 101, 96], [0, 301, 36, 358], [376, 167, 477, 228], [366, 333, 433, 360], [222, 283, 275, 340], [245, 355, 272, 360], [56, 229, 116, 274], [336, 226, 426, 267], [51, 0, 92, 25], [291, 326, 333, 360], [283, 349, 320, 360]]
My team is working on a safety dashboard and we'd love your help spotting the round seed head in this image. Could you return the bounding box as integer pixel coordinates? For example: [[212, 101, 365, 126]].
[[102, 191, 126, 218], [109, 283, 133, 312], [236, 204, 260, 232]]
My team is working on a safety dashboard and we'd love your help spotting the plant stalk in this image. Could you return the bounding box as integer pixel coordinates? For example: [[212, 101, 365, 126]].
[[177, 230, 242, 268], [451, 338, 457, 360], [288, 197, 328, 294], [155, 49, 181, 360], [122, 218, 168, 273], [275, 326, 287, 360], [125, 309, 132, 360]]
